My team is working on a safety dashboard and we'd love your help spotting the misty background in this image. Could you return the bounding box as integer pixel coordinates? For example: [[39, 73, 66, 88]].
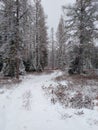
[[42, 0, 75, 32]]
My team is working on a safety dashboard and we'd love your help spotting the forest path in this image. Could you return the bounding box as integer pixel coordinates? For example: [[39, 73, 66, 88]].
[[0, 70, 98, 130]]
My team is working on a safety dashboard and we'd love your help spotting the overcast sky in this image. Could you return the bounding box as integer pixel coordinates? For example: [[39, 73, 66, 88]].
[[41, 0, 75, 33]]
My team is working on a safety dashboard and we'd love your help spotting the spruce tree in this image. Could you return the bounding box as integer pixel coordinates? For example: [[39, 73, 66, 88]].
[[64, 0, 98, 74]]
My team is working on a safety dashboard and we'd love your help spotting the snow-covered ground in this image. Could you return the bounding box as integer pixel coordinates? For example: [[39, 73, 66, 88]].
[[0, 70, 98, 130]]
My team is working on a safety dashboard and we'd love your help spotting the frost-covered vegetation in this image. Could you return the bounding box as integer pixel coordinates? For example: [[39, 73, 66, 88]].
[[0, 0, 48, 78], [43, 73, 98, 110], [0, 0, 98, 130], [0, 0, 98, 79], [0, 70, 98, 130]]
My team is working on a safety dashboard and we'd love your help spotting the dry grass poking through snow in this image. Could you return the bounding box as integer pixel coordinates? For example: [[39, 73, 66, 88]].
[[27, 69, 53, 75], [0, 77, 22, 89], [43, 73, 98, 110]]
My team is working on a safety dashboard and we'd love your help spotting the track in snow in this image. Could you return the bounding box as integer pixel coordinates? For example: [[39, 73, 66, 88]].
[[0, 70, 98, 130]]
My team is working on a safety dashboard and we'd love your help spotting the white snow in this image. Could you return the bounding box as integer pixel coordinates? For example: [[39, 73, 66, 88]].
[[0, 70, 98, 130]]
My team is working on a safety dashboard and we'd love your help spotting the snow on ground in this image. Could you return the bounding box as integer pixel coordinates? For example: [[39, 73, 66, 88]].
[[0, 70, 98, 130]]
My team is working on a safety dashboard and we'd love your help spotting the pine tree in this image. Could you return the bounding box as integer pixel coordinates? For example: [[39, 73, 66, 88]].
[[56, 16, 66, 69], [63, 0, 98, 74], [32, 0, 48, 71], [0, 0, 27, 78]]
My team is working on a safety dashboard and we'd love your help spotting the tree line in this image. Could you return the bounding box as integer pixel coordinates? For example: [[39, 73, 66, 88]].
[[0, 0, 48, 79], [0, 0, 98, 79], [49, 0, 98, 74]]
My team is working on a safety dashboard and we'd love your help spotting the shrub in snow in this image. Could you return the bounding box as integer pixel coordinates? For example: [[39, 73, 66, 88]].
[[83, 96, 93, 109], [70, 92, 83, 109], [70, 93, 93, 109], [44, 82, 95, 110]]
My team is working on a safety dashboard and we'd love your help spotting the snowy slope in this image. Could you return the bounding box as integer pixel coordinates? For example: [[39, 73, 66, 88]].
[[0, 70, 98, 130]]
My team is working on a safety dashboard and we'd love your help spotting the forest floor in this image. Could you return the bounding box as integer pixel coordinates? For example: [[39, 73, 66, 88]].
[[0, 70, 98, 130]]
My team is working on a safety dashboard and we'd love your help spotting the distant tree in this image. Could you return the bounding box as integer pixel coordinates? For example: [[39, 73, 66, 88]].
[[51, 28, 55, 69], [56, 16, 66, 69], [33, 0, 48, 71]]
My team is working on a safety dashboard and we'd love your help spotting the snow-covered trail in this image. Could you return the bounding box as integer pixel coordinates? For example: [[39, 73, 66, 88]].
[[0, 70, 98, 130]]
